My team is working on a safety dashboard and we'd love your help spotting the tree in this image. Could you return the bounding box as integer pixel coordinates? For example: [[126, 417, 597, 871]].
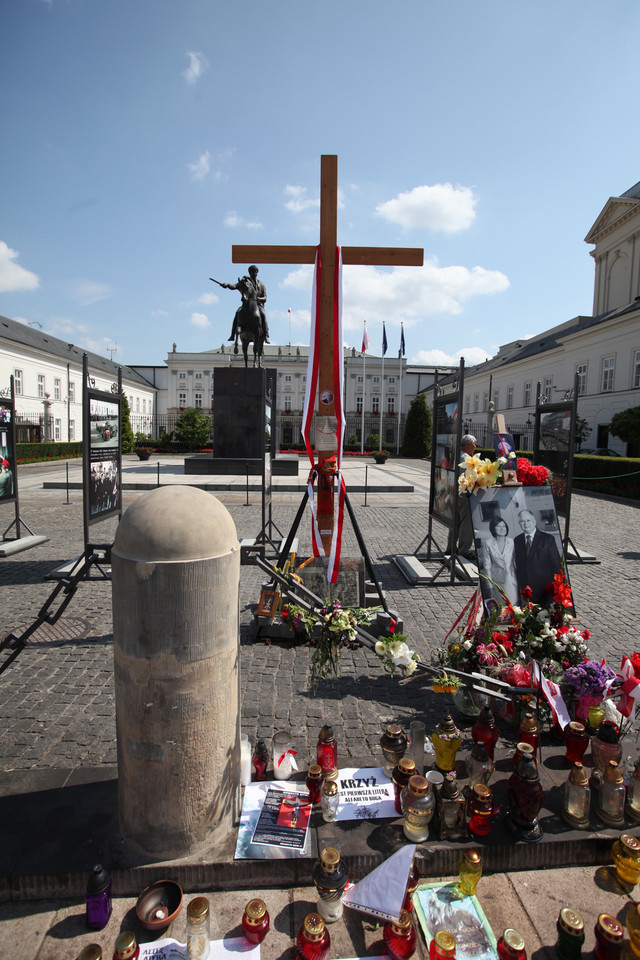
[[174, 407, 211, 451], [610, 406, 640, 447], [120, 393, 135, 453], [401, 392, 432, 458], [575, 417, 592, 450]]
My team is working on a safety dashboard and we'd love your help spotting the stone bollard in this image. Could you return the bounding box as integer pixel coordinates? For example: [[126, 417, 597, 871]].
[[111, 486, 240, 859]]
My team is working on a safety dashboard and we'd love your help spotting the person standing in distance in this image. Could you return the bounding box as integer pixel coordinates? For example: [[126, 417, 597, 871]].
[[450, 433, 477, 559]]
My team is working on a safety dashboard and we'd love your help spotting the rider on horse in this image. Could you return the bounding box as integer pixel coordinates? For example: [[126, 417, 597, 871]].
[[222, 265, 270, 349]]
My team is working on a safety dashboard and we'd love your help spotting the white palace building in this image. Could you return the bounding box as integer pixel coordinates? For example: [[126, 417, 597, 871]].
[[1, 179, 639, 453]]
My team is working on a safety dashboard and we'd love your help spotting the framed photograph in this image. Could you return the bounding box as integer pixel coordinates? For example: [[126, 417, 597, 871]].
[[257, 589, 279, 618], [83, 388, 122, 529], [469, 484, 573, 614], [413, 882, 497, 960], [0, 400, 17, 505]]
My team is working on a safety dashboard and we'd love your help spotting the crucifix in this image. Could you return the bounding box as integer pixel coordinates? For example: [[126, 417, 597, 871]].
[[233, 155, 423, 556]]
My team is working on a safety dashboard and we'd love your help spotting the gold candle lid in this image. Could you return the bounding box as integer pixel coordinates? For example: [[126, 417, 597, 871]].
[[558, 908, 584, 936], [408, 774, 429, 796], [472, 783, 491, 801], [596, 914, 624, 942], [463, 849, 481, 864], [516, 742, 534, 757], [392, 909, 413, 933], [434, 930, 456, 954], [437, 713, 459, 735], [519, 712, 538, 733], [503, 929, 525, 953], [303, 912, 326, 940], [318, 724, 335, 742], [398, 757, 417, 776], [307, 763, 323, 780], [79, 947, 103, 960], [567, 721, 586, 735], [386, 723, 403, 737], [568, 762, 588, 785], [187, 896, 210, 920], [320, 846, 341, 870], [114, 932, 138, 960], [620, 834, 640, 856], [604, 760, 623, 784], [324, 768, 339, 783], [323, 780, 338, 796], [245, 898, 267, 921]]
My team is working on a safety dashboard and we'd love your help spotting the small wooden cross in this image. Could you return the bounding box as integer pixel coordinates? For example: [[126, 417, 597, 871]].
[[233, 155, 424, 554]]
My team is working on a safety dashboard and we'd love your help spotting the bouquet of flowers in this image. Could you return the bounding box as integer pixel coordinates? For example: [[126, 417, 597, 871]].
[[458, 452, 549, 495], [374, 634, 419, 677]]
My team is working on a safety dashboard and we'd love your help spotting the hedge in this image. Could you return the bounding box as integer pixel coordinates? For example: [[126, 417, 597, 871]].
[[17, 442, 83, 463]]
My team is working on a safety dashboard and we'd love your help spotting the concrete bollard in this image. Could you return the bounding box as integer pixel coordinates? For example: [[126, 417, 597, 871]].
[[111, 486, 240, 859]]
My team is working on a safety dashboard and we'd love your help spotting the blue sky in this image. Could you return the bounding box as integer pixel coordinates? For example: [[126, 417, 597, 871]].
[[1, 0, 639, 368]]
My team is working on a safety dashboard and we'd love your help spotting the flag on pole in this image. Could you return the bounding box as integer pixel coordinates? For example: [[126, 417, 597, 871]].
[[361, 324, 370, 353], [400, 324, 406, 357], [382, 322, 388, 356]]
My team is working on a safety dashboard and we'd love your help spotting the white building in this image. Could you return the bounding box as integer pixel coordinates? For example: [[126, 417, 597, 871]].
[[0, 315, 157, 442], [458, 179, 640, 455]]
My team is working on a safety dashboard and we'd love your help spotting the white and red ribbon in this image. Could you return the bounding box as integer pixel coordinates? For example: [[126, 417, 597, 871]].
[[612, 656, 640, 718], [531, 661, 571, 729], [301, 246, 346, 583]]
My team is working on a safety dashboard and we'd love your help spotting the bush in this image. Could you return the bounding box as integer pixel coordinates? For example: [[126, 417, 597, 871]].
[[401, 393, 432, 458], [17, 442, 83, 463], [174, 407, 212, 451], [120, 394, 135, 453]]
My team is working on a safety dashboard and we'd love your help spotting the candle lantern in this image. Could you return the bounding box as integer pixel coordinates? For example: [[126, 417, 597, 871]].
[[306, 764, 324, 805], [429, 930, 456, 960], [186, 897, 210, 960], [561, 762, 591, 830], [432, 713, 462, 772], [506, 753, 544, 843], [312, 847, 349, 923], [563, 722, 589, 764], [471, 706, 499, 761], [381, 724, 408, 776], [321, 780, 339, 822], [626, 903, 640, 958], [594, 914, 624, 960], [555, 908, 585, 960], [612, 834, 640, 887], [497, 929, 527, 960], [383, 909, 417, 960], [113, 932, 140, 960], [402, 860, 420, 913], [517, 712, 539, 752], [468, 784, 494, 837], [512, 742, 534, 770], [393, 757, 417, 815], [591, 721, 622, 775], [79, 947, 103, 960], [458, 849, 482, 897], [467, 742, 494, 789], [625, 760, 640, 824], [317, 724, 338, 773], [401, 775, 435, 842], [296, 913, 331, 960], [242, 899, 270, 944], [588, 703, 606, 730], [439, 772, 467, 841], [252, 739, 269, 781], [273, 730, 296, 780], [596, 760, 626, 828], [85, 863, 112, 930]]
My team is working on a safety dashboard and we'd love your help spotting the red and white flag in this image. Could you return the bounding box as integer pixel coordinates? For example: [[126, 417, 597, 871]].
[[361, 324, 370, 353]]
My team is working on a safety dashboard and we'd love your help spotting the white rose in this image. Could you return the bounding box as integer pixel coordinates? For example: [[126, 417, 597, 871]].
[[375, 641, 386, 655], [404, 660, 418, 676]]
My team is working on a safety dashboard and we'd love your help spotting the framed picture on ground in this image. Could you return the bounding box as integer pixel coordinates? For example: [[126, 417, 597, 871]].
[[257, 589, 279, 619], [469, 484, 573, 615]]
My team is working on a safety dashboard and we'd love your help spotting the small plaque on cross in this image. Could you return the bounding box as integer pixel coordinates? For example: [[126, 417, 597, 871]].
[[299, 557, 365, 608]]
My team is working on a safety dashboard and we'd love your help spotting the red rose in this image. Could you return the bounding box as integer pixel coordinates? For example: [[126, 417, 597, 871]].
[[521, 586, 533, 600]]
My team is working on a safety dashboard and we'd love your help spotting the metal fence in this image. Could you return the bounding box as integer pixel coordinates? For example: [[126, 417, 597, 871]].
[[462, 420, 534, 451]]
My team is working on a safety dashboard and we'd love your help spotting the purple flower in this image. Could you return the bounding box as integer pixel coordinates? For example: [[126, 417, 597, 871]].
[[563, 660, 615, 696]]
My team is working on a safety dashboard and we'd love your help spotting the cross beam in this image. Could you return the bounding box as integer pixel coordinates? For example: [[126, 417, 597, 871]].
[[232, 155, 423, 554]]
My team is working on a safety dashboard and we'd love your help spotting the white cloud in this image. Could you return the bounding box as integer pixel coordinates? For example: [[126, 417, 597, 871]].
[[189, 311, 210, 329], [198, 292, 219, 305], [151, 309, 170, 318], [414, 346, 492, 366], [223, 212, 262, 229], [188, 151, 211, 182], [376, 183, 477, 233], [68, 279, 114, 305], [0, 241, 40, 293], [281, 258, 508, 330], [284, 185, 320, 213], [183, 51, 209, 85]]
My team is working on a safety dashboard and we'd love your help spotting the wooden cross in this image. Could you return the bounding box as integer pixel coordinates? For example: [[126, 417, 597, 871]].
[[233, 155, 424, 554]]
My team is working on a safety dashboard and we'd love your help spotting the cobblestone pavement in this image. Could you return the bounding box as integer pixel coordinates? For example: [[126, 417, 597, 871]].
[[1, 458, 639, 774]]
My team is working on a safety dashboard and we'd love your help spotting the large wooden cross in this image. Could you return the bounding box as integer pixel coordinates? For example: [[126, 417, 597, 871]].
[[233, 155, 424, 554]]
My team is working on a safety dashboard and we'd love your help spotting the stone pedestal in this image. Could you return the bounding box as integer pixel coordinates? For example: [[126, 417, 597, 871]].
[[111, 486, 240, 859]]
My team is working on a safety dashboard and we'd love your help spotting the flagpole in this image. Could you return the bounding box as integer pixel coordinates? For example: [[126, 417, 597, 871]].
[[380, 323, 386, 453], [361, 323, 367, 454], [397, 322, 404, 455]]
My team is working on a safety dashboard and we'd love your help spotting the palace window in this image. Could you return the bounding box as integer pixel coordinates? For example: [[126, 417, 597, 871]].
[[179, 371, 186, 380], [387, 396, 395, 414], [68, 381, 75, 403], [633, 350, 640, 388], [179, 392, 186, 406], [54, 378, 61, 401], [388, 376, 396, 385], [494, 388, 500, 408], [543, 377, 552, 402], [601, 356, 615, 392], [523, 382, 532, 406], [284, 374, 292, 383], [464, 396, 470, 415], [473, 393, 479, 413], [483, 391, 488, 412], [38, 374, 45, 398], [194, 393, 203, 408], [576, 362, 588, 396], [507, 385, 514, 409], [356, 395, 363, 413], [54, 419, 61, 441], [373, 376, 380, 384], [284, 395, 292, 411], [69, 421, 75, 441], [195, 372, 203, 380], [372, 396, 380, 413], [357, 375, 364, 384], [14, 369, 22, 395]]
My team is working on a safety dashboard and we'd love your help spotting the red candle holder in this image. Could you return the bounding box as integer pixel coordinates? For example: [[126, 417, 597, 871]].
[[471, 706, 499, 761], [384, 909, 417, 960], [242, 899, 270, 944]]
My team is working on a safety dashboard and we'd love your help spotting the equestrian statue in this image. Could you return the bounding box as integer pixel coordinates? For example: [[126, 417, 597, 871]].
[[211, 264, 270, 368]]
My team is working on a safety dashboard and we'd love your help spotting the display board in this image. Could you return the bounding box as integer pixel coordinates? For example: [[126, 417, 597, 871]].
[[0, 394, 17, 505], [82, 356, 122, 541]]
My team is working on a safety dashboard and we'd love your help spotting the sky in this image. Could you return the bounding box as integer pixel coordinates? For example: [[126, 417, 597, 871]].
[[1, 1, 640, 370]]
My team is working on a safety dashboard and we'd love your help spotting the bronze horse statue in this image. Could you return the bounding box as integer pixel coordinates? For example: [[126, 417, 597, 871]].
[[234, 276, 265, 368]]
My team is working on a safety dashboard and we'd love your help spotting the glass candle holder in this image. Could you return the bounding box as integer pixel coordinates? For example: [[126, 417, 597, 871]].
[[517, 712, 539, 753], [626, 759, 640, 824], [497, 929, 527, 960], [471, 706, 499, 761], [596, 760, 625, 828], [393, 757, 417, 815], [589, 703, 606, 731], [467, 742, 495, 789], [321, 780, 339, 822], [113, 932, 140, 960], [429, 930, 456, 960], [242, 899, 270, 945], [439, 771, 467, 841], [79, 946, 103, 960], [312, 847, 349, 923], [317, 724, 338, 773], [458, 850, 482, 897], [273, 730, 296, 780], [594, 914, 624, 960], [296, 913, 330, 960], [432, 713, 462, 772], [612, 834, 640, 887], [402, 861, 420, 913], [306, 764, 324, 805], [468, 784, 494, 837], [626, 903, 640, 958], [555, 908, 585, 960], [186, 897, 210, 960], [383, 909, 417, 960], [252, 739, 269, 781], [401, 775, 435, 842], [381, 724, 408, 776], [506, 753, 544, 843], [562, 762, 591, 830], [409, 721, 426, 776], [564, 722, 589, 764], [512, 742, 534, 770], [591, 721, 622, 775], [85, 863, 112, 930]]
